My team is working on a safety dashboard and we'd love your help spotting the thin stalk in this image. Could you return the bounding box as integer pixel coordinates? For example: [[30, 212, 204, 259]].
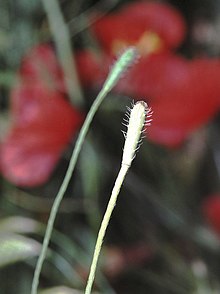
[[68, 0, 119, 37], [31, 87, 106, 294], [42, 0, 84, 107], [31, 47, 138, 294], [85, 101, 149, 294], [85, 164, 129, 294]]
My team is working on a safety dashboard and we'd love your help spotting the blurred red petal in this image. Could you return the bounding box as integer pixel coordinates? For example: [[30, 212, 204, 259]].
[[19, 44, 65, 92], [11, 83, 83, 136], [92, 2, 186, 54], [116, 53, 186, 98], [146, 56, 220, 147], [75, 50, 108, 88], [0, 83, 84, 186], [116, 54, 220, 147], [147, 124, 188, 148], [0, 128, 61, 186], [121, 2, 186, 49], [76, 49, 220, 148]]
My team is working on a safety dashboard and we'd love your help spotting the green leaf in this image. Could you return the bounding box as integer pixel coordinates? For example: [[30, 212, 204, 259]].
[[0, 216, 40, 234], [0, 233, 40, 267]]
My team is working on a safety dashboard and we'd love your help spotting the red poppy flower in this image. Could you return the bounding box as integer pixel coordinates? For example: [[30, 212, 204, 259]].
[[202, 194, 220, 236], [114, 53, 220, 147], [0, 45, 84, 187], [77, 50, 220, 147], [92, 2, 186, 55], [76, 2, 187, 93], [76, 2, 220, 147], [0, 83, 83, 187]]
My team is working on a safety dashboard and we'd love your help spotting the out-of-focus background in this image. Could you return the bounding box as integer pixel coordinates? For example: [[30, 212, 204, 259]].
[[1, 0, 220, 293]]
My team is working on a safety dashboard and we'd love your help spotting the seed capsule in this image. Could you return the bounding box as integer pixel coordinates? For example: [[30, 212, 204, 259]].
[[122, 101, 152, 167]]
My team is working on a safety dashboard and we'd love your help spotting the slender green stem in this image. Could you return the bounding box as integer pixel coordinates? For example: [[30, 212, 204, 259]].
[[85, 164, 129, 294], [68, 0, 119, 37], [31, 87, 106, 294], [31, 47, 137, 294], [42, 0, 84, 107], [84, 101, 149, 294]]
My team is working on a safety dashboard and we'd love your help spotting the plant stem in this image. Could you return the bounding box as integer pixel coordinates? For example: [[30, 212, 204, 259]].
[[69, 0, 119, 37], [84, 101, 149, 294], [31, 47, 137, 294], [42, 0, 84, 107], [85, 164, 129, 294], [31, 87, 106, 294]]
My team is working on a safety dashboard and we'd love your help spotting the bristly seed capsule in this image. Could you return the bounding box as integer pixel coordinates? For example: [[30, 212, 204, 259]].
[[122, 101, 152, 167]]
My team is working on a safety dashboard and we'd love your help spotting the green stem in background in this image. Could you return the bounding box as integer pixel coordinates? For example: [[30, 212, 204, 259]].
[[42, 0, 84, 107], [85, 101, 150, 294], [31, 47, 138, 294], [68, 0, 119, 37]]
